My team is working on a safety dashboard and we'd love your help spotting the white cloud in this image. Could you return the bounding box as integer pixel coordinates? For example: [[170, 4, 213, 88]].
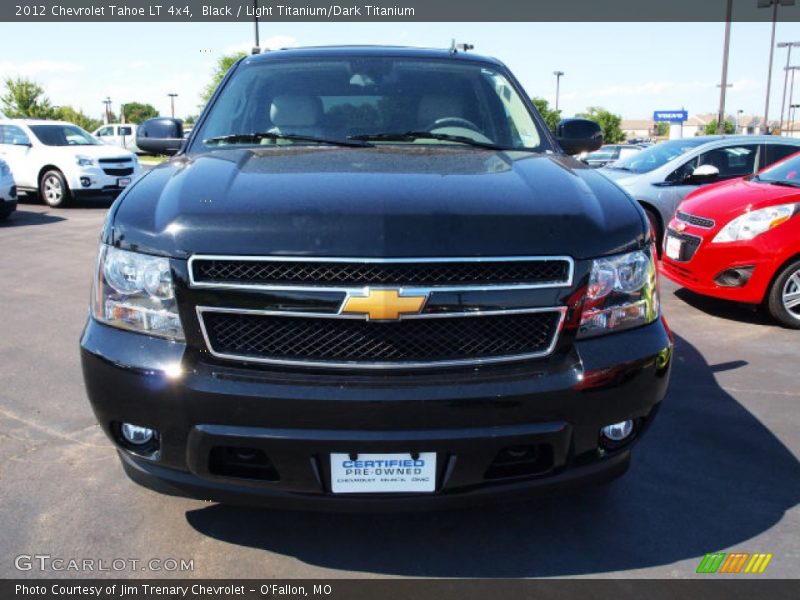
[[0, 60, 85, 78]]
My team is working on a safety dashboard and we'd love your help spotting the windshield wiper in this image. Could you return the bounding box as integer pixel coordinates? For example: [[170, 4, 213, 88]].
[[348, 131, 515, 151], [606, 164, 633, 171], [204, 131, 372, 148]]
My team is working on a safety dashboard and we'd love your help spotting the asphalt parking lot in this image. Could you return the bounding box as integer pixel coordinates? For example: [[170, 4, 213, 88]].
[[1, 199, 798, 579]]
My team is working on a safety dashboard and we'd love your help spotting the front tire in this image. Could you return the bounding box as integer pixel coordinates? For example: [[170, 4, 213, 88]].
[[644, 208, 663, 257], [40, 170, 70, 207], [766, 259, 800, 329]]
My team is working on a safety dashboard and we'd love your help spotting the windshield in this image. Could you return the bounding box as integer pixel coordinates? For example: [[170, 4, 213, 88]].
[[611, 138, 709, 173], [586, 146, 619, 160], [193, 57, 546, 152], [28, 124, 98, 146], [757, 150, 800, 183]]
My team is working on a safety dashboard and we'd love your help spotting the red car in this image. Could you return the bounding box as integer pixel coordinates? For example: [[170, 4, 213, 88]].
[[662, 151, 800, 328]]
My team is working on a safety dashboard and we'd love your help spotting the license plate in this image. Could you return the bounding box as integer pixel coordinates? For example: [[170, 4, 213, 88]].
[[665, 236, 683, 260], [330, 452, 436, 494], [117, 177, 131, 187]]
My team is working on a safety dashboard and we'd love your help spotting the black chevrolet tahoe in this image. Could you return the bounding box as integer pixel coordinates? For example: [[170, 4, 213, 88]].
[[80, 46, 672, 509]]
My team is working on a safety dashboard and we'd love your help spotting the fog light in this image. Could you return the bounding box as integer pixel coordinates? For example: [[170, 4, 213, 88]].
[[80, 177, 91, 187], [120, 423, 154, 445], [601, 420, 634, 442]]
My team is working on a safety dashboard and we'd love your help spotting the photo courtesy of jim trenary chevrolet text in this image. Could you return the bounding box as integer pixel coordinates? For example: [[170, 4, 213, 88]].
[[1, 0, 799, 598]]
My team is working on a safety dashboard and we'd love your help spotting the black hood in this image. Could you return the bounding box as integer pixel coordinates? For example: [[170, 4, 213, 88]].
[[110, 146, 646, 260]]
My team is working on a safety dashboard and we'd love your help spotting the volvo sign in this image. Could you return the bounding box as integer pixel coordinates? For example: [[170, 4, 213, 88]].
[[654, 110, 688, 123]]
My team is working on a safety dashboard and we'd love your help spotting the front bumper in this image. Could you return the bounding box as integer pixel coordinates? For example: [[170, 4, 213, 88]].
[[661, 223, 779, 304], [66, 166, 140, 201], [80, 317, 672, 509]]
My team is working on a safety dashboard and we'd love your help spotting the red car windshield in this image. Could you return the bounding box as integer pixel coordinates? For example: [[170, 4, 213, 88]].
[[758, 151, 800, 184]]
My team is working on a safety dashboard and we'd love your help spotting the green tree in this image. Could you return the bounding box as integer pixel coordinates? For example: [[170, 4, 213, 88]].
[[54, 105, 102, 132], [576, 106, 626, 144], [122, 102, 159, 124], [531, 97, 562, 133], [184, 114, 199, 126], [1, 77, 57, 119], [704, 120, 735, 135], [655, 122, 669, 137], [201, 52, 246, 104]]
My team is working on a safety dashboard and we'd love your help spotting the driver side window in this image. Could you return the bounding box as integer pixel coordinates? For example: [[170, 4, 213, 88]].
[[667, 144, 758, 184]]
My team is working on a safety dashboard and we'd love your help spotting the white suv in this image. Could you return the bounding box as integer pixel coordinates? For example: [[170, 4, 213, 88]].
[[0, 119, 142, 207]]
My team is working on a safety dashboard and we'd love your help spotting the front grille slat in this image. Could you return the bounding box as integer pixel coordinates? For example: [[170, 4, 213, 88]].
[[676, 211, 715, 229], [201, 311, 562, 367], [102, 167, 134, 176], [191, 258, 571, 288], [98, 157, 133, 164]]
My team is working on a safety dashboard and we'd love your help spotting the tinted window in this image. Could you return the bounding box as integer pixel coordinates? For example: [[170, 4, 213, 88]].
[[118, 126, 133, 136], [668, 144, 758, 182], [194, 57, 546, 151], [0, 125, 30, 145], [29, 124, 97, 146], [96, 126, 112, 137], [764, 144, 800, 167]]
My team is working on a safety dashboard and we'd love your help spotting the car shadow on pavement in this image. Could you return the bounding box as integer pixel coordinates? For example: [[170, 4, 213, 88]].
[[0, 209, 65, 227], [185, 333, 800, 577], [16, 193, 114, 211], [673, 287, 772, 326]]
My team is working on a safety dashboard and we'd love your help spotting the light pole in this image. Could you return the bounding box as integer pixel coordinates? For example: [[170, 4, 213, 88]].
[[103, 97, 112, 124], [788, 66, 799, 134], [716, 83, 733, 132], [553, 71, 564, 113], [778, 42, 800, 134], [791, 103, 800, 134], [737, 109, 744, 133], [717, 0, 733, 134], [252, 0, 260, 54], [167, 93, 178, 118], [759, 1, 796, 134]]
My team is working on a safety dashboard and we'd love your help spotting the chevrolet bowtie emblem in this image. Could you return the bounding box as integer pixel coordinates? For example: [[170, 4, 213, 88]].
[[341, 289, 428, 321]]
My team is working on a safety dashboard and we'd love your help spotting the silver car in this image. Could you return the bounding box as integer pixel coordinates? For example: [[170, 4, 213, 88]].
[[599, 135, 800, 246]]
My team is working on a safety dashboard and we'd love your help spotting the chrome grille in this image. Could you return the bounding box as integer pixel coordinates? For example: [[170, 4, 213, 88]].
[[199, 308, 565, 369], [189, 256, 573, 289]]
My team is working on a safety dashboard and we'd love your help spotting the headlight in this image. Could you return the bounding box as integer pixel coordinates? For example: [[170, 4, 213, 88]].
[[76, 155, 96, 167], [578, 249, 659, 339], [92, 245, 184, 340], [712, 203, 797, 243]]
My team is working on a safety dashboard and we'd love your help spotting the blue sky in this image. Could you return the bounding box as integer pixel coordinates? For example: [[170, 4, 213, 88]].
[[1, 21, 799, 122]]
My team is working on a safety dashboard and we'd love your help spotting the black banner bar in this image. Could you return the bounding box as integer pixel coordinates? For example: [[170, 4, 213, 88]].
[[3, 579, 800, 600], [4, 0, 800, 22]]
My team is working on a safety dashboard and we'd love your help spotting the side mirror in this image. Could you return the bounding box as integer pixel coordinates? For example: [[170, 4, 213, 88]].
[[689, 164, 719, 184], [136, 117, 184, 156], [555, 118, 603, 155]]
